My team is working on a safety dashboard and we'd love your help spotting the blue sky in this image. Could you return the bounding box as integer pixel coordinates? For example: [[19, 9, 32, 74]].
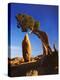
[[8, 3, 58, 58]]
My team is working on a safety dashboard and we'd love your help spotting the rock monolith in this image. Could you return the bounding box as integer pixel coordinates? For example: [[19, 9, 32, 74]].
[[22, 34, 32, 62]]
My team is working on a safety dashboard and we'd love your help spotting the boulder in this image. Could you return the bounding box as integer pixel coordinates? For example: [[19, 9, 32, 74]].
[[22, 34, 32, 62]]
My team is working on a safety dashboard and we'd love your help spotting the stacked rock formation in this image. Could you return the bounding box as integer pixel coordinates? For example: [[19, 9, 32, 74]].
[[22, 34, 32, 62]]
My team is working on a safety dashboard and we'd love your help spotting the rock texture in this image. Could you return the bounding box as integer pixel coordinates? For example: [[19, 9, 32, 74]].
[[8, 48, 58, 77], [22, 34, 32, 62]]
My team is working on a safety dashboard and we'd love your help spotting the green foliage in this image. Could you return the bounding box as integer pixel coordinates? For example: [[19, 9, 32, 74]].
[[34, 21, 40, 30], [16, 14, 40, 31]]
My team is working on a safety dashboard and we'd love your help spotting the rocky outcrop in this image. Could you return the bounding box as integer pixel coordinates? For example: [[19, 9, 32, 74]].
[[8, 46, 58, 77], [22, 34, 32, 62]]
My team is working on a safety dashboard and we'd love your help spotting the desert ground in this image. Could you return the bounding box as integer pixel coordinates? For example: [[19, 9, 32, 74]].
[[8, 49, 58, 77]]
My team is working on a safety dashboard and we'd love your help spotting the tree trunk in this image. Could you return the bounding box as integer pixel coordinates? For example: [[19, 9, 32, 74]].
[[32, 29, 52, 56]]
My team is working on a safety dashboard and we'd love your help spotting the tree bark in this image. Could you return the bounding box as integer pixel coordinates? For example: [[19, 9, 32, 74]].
[[32, 29, 52, 56]]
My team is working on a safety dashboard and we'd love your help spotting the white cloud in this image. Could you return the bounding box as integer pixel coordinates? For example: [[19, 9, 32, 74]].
[[9, 46, 20, 50], [8, 46, 22, 58]]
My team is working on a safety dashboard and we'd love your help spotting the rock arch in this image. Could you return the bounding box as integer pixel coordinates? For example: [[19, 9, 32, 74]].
[[16, 14, 52, 56]]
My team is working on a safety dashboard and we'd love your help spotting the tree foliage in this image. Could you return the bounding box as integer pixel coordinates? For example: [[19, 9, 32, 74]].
[[34, 21, 40, 30], [16, 14, 40, 31]]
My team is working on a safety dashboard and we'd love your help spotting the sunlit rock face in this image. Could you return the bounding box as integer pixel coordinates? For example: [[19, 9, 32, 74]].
[[26, 70, 38, 76], [22, 34, 32, 62]]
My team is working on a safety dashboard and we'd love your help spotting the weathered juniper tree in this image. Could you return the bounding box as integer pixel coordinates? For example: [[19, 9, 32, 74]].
[[16, 14, 52, 57]]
